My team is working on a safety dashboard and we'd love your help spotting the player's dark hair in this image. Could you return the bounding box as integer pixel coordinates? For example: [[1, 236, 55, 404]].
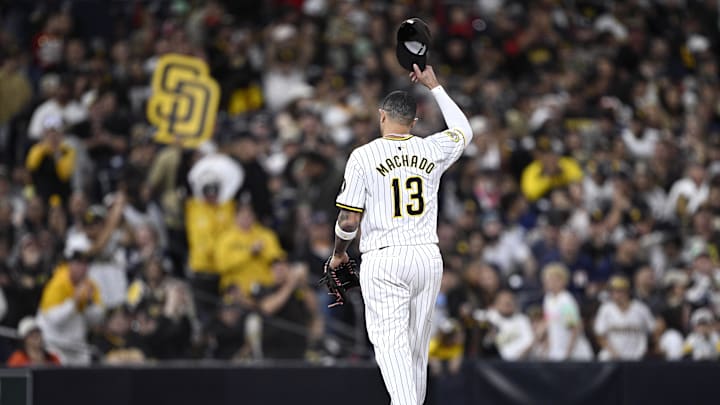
[[380, 90, 417, 126]]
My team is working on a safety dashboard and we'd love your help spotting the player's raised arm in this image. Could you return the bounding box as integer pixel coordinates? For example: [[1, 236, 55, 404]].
[[410, 64, 473, 146]]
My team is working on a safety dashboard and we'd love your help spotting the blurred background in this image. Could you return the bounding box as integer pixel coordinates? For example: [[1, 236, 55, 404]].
[[0, 0, 719, 391]]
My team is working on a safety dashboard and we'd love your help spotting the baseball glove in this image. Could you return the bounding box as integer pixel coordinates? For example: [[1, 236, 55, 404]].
[[319, 258, 360, 308]]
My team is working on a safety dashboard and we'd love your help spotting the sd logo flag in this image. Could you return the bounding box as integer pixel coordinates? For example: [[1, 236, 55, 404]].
[[147, 54, 220, 148]]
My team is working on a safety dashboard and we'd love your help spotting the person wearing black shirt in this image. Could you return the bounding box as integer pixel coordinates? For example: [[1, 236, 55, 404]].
[[253, 260, 320, 359]]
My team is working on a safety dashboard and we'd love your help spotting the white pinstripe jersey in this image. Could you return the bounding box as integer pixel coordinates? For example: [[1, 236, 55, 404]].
[[336, 128, 468, 253]]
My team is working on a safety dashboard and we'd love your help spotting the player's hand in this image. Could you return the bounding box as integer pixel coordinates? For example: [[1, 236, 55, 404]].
[[409, 64, 440, 90], [328, 252, 349, 270]]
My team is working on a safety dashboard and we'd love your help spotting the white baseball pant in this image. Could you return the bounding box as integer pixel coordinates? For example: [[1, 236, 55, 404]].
[[361, 244, 443, 405]]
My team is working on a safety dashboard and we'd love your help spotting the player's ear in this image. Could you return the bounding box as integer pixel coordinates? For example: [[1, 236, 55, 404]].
[[379, 109, 385, 123]]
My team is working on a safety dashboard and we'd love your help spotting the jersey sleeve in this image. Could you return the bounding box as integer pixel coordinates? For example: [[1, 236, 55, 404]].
[[426, 129, 468, 170], [426, 86, 473, 171], [335, 152, 366, 213]]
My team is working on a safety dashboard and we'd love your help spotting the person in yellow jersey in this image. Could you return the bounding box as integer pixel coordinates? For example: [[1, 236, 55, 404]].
[[185, 177, 235, 322], [428, 318, 464, 376], [521, 136, 583, 202], [37, 233, 103, 365], [215, 202, 285, 296]]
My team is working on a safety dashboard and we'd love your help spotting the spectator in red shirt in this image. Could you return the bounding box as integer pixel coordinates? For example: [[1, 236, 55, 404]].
[[6, 316, 60, 367]]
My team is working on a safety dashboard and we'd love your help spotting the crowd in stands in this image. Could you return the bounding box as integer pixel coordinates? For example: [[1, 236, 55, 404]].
[[1, 0, 720, 368]]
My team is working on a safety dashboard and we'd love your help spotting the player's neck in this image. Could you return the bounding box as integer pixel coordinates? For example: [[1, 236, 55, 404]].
[[381, 127, 412, 139]]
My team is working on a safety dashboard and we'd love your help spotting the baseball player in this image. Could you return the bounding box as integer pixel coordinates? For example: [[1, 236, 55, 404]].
[[328, 64, 472, 405]]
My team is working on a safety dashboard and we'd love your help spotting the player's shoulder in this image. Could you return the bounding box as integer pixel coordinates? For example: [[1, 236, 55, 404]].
[[426, 128, 466, 144]]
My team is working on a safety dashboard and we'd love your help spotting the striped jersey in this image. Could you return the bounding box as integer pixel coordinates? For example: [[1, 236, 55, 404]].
[[336, 128, 468, 253]]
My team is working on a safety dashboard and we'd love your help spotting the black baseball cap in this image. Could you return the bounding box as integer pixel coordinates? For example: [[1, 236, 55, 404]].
[[396, 18, 431, 72]]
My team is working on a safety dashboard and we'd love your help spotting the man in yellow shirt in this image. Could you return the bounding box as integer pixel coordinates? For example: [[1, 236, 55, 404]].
[[521, 136, 583, 202], [37, 234, 103, 365], [215, 202, 285, 296], [185, 179, 235, 323]]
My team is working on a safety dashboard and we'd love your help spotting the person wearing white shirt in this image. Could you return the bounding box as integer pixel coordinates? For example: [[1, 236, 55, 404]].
[[683, 308, 720, 360], [653, 314, 684, 360], [665, 161, 708, 220], [542, 263, 594, 360], [594, 275, 655, 360], [482, 211, 534, 278], [28, 78, 88, 141], [487, 290, 534, 360]]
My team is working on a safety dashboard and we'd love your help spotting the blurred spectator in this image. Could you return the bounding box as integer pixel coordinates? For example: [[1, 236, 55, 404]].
[[428, 318, 466, 405], [216, 202, 285, 296], [633, 265, 663, 313], [682, 308, 720, 360], [6, 316, 60, 367], [290, 151, 344, 222], [297, 212, 333, 282], [520, 138, 583, 202], [429, 318, 464, 375], [78, 198, 128, 309], [206, 291, 250, 360], [447, 261, 500, 325], [130, 284, 194, 360], [660, 270, 692, 334], [37, 233, 103, 365], [0, 48, 31, 120], [185, 165, 236, 322], [685, 248, 720, 311], [665, 161, 708, 221], [542, 263, 593, 360], [594, 276, 655, 360], [93, 306, 146, 364], [222, 133, 272, 223], [486, 290, 534, 360], [539, 227, 594, 296], [25, 115, 75, 204], [126, 224, 164, 279], [651, 313, 684, 361], [146, 144, 194, 275], [525, 305, 548, 360], [126, 256, 192, 317], [481, 210, 535, 279], [253, 260, 320, 359], [74, 90, 131, 198], [6, 234, 53, 326], [0, 49, 32, 165], [685, 207, 720, 266], [596, 236, 643, 281], [27, 74, 87, 142]]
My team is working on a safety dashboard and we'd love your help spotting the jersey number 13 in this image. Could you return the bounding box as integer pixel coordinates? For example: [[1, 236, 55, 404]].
[[391, 177, 425, 217]]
